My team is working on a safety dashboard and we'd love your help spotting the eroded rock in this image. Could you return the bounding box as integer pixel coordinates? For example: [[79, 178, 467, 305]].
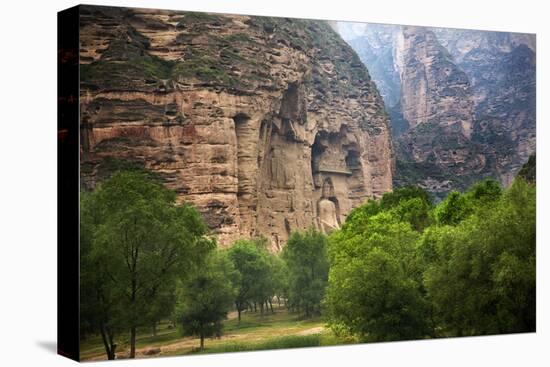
[[79, 5, 394, 249]]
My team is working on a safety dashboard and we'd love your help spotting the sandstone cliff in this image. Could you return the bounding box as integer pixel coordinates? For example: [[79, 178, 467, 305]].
[[79, 6, 393, 249]]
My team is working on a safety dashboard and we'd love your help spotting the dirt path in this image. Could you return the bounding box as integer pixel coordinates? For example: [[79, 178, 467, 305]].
[[88, 324, 326, 360], [84, 307, 326, 361]]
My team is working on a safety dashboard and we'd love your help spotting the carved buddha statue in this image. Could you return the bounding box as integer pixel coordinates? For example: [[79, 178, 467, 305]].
[[318, 179, 340, 234]]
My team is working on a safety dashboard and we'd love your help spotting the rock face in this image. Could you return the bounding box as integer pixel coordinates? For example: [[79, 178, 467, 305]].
[[336, 22, 535, 198], [339, 23, 401, 108], [433, 30, 536, 187], [394, 27, 474, 137], [392, 26, 480, 196], [79, 6, 393, 249]]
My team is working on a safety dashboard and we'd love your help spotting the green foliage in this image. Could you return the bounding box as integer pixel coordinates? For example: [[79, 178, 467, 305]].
[[424, 178, 535, 335], [517, 154, 536, 183], [326, 212, 428, 341], [262, 252, 289, 308], [80, 168, 534, 356], [223, 32, 254, 43], [282, 230, 329, 317], [468, 178, 503, 202], [80, 55, 175, 86], [194, 334, 323, 354], [80, 170, 213, 359], [175, 251, 236, 350], [176, 12, 222, 28], [326, 177, 534, 341], [434, 179, 502, 225], [227, 239, 275, 320], [171, 55, 237, 86], [434, 191, 472, 225], [344, 186, 432, 233], [389, 197, 432, 231], [380, 185, 432, 209]]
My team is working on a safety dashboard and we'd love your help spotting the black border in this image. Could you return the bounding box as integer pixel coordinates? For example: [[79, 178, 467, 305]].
[[57, 4, 80, 362]]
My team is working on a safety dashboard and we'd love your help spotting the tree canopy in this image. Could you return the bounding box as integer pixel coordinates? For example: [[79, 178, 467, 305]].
[[81, 168, 535, 358], [175, 251, 236, 350], [80, 171, 213, 358], [282, 230, 329, 317], [325, 177, 535, 340]]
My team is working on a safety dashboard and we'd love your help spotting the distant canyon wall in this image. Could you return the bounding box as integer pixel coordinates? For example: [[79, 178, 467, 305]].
[[337, 22, 535, 198]]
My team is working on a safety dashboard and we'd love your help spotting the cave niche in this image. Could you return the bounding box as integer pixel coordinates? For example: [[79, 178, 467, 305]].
[[279, 82, 306, 123], [311, 132, 327, 178], [345, 150, 360, 171], [317, 177, 342, 234]]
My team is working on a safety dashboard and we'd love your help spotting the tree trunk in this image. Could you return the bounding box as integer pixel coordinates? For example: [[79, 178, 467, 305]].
[[238, 309, 241, 323], [129, 326, 136, 358], [99, 323, 116, 360], [429, 306, 437, 338], [129, 236, 139, 359], [152, 322, 157, 336], [269, 299, 274, 313], [108, 329, 116, 360], [200, 333, 205, 351]]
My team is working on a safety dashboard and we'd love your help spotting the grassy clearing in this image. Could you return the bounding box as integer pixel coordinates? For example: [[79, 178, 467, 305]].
[[80, 305, 352, 360], [80, 321, 181, 360], [192, 334, 323, 354]]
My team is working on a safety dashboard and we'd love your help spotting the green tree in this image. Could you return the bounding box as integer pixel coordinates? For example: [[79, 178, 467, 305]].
[[326, 212, 428, 341], [175, 251, 236, 350], [282, 230, 329, 317], [80, 191, 125, 359], [146, 288, 176, 336], [345, 186, 432, 232], [467, 179, 502, 203], [326, 177, 534, 342], [424, 178, 535, 335], [517, 154, 536, 184], [434, 191, 471, 225], [380, 185, 432, 210], [227, 240, 270, 321], [389, 197, 432, 231], [269, 254, 289, 307], [80, 171, 213, 359], [434, 179, 501, 226]]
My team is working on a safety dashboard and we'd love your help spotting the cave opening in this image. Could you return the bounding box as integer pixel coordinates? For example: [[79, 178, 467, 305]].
[[311, 132, 326, 179], [279, 82, 305, 123], [345, 150, 360, 171], [233, 113, 250, 126], [233, 113, 251, 200], [257, 118, 270, 166]]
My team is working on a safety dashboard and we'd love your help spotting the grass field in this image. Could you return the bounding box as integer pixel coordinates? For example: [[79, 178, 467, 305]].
[[80, 305, 355, 360]]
